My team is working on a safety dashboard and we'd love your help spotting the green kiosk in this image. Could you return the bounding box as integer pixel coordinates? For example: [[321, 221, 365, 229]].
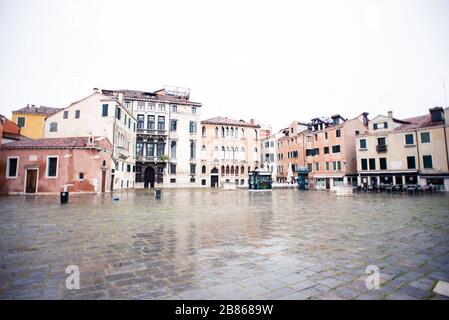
[[249, 169, 272, 190], [297, 166, 309, 190]]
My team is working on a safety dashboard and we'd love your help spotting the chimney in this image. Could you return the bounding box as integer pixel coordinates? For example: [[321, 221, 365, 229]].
[[31, 104, 35, 108], [250, 119, 255, 125], [429, 107, 444, 122], [388, 111, 393, 118], [93, 88, 99, 93]]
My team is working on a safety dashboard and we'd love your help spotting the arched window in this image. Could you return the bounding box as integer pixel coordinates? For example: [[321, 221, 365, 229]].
[[231, 128, 234, 137], [255, 129, 258, 140], [226, 127, 229, 137], [215, 127, 219, 137], [226, 166, 230, 175], [136, 139, 144, 156], [221, 127, 225, 137], [241, 166, 245, 174], [201, 145, 206, 160], [241, 147, 245, 161], [236, 166, 239, 175], [221, 165, 225, 176], [202, 126, 206, 136], [171, 141, 177, 159], [226, 146, 230, 160], [231, 147, 235, 160], [231, 166, 235, 175], [248, 166, 251, 173], [241, 128, 245, 138], [213, 146, 219, 160], [202, 165, 206, 174], [235, 127, 238, 138], [221, 146, 225, 160]]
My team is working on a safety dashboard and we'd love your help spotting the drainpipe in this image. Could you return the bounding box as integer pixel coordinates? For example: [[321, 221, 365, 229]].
[[443, 126, 449, 172], [415, 130, 421, 185]]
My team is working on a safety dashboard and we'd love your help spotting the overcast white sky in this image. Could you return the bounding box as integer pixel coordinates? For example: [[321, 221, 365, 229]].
[[0, 0, 448, 131]]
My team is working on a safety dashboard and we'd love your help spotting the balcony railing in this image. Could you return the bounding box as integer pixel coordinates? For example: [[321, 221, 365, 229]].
[[376, 144, 387, 153], [137, 128, 167, 136], [136, 155, 168, 162]]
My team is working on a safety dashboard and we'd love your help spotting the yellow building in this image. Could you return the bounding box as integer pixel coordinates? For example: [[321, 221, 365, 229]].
[[356, 108, 449, 191], [12, 105, 61, 139]]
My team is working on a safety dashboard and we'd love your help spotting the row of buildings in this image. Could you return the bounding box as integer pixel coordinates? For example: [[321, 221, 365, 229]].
[[261, 108, 449, 191], [0, 87, 264, 194], [1, 86, 448, 194]]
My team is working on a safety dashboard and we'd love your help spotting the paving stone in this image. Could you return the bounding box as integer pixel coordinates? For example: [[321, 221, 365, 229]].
[[0, 190, 448, 300], [433, 280, 449, 297]]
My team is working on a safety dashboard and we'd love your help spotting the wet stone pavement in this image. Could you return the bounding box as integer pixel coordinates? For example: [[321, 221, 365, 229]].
[[0, 189, 449, 300]]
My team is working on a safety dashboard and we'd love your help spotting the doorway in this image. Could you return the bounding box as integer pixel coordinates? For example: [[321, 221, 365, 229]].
[[210, 167, 219, 188], [144, 166, 155, 188], [25, 169, 38, 193], [325, 178, 330, 190], [110, 174, 114, 191], [101, 170, 106, 192]]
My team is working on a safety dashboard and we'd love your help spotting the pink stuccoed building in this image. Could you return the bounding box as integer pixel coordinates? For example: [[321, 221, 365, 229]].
[[0, 136, 112, 194]]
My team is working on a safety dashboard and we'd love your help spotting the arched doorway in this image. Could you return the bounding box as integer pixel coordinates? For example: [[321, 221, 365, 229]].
[[144, 166, 155, 188], [210, 167, 219, 188]]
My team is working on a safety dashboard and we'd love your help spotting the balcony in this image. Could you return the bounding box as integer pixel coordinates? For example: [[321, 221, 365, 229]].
[[136, 155, 168, 163], [376, 144, 387, 153], [137, 128, 167, 136]]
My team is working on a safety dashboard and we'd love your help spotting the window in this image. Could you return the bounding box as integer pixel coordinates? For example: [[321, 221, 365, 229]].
[[307, 163, 312, 172], [137, 102, 145, 110], [49, 122, 58, 132], [379, 158, 387, 170], [192, 107, 197, 114], [146, 143, 154, 157], [170, 120, 177, 132], [332, 161, 337, 170], [202, 165, 206, 174], [7, 157, 18, 178], [405, 134, 414, 145], [63, 111, 69, 119], [369, 158, 376, 170], [125, 101, 131, 109], [170, 141, 177, 159], [170, 164, 177, 174], [202, 179, 206, 186], [377, 137, 386, 146], [325, 162, 330, 171], [75, 110, 80, 119], [373, 123, 378, 130], [147, 115, 155, 130], [157, 116, 165, 131], [324, 132, 328, 139], [158, 103, 165, 111], [423, 155, 433, 169], [17, 117, 25, 128], [361, 159, 368, 170], [116, 106, 121, 120], [215, 127, 219, 137], [332, 145, 341, 153], [337, 161, 342, 171], [315, 163, 319, 171], [336, 129, 341, 138], [156, 141, 165, 157], [79, 172, 84, 180], [355, 130, 360, 135], [171, 105, 177, 112], [407, 156, 416, 169], [127, 164, 131, 172], [190, 140, 196, 160], [189, 121, 197, 134], [421, 132, 430, 143], [136, 141, 143, 156], [190, 164, 196, 175], [137, 115, 144, 129], [190, 178, 196, 183], [324, 147, 329, 154], [148, 103, 155, 110], [46, 156, 58, 178], [360, 139, 367, 149]]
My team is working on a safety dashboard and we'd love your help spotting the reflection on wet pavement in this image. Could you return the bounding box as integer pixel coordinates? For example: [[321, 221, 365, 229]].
[[0, 189, 448, 300]]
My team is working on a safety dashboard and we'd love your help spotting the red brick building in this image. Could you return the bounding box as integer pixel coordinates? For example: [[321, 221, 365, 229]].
[[0, 136, 112, 194]]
